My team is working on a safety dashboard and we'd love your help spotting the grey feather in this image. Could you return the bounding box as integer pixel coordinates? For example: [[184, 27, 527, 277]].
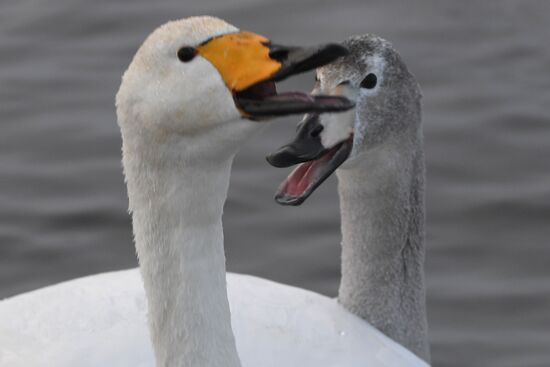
[[320, 34, 430, 362]]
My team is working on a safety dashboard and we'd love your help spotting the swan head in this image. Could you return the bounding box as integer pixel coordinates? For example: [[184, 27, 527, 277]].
[[266, 34, 422, 205], [116, 16, 353, 158]]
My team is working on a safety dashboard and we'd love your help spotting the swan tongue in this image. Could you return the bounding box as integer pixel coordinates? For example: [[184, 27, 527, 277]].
[[274, 139, 352, 206]]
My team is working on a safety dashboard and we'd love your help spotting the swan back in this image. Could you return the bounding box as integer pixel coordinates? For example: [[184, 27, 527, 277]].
[[0, 269, 428, 367]]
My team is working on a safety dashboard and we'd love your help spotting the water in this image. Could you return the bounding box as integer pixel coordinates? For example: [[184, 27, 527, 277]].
[[1, 1, 549, 366]]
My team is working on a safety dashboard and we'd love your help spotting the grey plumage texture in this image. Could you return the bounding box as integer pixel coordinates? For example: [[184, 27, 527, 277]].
[[320, 34, 430, 361]]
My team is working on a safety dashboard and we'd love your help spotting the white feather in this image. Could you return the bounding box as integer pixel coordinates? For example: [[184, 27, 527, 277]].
[[0, 269, 427, 367]]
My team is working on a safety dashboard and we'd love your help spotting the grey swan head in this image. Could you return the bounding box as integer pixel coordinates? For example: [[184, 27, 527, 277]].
[[267, 34, 430, 362]]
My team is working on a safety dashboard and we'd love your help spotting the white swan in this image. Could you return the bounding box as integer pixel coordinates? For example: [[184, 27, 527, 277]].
[[0, 17, 428, 367], [267, 35, 430, 362]]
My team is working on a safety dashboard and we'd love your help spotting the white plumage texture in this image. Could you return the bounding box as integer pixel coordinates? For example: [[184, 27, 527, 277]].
[[0, 269, 427, 367]]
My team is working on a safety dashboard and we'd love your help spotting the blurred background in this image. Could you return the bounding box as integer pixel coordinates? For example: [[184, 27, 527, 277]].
[[1, 0, 549, 366]]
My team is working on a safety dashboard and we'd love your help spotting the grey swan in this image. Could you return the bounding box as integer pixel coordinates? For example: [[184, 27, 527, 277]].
[[268, 34, 430, 363]]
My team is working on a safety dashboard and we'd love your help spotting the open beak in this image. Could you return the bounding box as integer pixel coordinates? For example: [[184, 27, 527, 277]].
[[197, 32, 354, 119], [266, 113, 353, 205]]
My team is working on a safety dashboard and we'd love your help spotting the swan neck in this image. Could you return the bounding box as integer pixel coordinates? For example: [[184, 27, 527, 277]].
[[336, 137, 430, 362], [121, 131, 241, 367]]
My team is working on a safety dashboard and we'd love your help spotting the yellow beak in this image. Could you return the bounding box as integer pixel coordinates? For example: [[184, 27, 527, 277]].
[[197, 31, 353, 118], [197, 32, 281, 92]]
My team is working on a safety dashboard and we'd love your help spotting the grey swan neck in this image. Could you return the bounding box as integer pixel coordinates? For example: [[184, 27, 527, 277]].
[[121, 130, 241, 367], [336, 132, 430, 362]]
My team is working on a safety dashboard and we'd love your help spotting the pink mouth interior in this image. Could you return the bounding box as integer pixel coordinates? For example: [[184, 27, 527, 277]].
[[278, 143, 341, 198]]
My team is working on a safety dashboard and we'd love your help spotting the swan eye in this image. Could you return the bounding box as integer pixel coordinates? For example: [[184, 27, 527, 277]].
[[360, 73, 377, 89], [177, 47, 197, 62]]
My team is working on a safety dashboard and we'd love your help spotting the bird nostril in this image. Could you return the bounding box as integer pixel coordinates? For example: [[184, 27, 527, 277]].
[[268, 46, 289, 62], [310, 125, 324, 138]]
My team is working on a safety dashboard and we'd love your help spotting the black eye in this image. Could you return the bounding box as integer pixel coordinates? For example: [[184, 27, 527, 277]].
[[177, 47, 197, 62], [360, 73, 377, 89]]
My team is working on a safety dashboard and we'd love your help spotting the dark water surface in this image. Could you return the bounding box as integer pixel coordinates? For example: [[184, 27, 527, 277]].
[[1, 1, 549, 366]]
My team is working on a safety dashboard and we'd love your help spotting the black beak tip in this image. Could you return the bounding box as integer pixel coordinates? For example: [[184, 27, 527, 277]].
[[270, 42, 349, 82], [322, 43, 349, 59], [274, 193, 306, 206], [266, 146, 297, 168], [265, 153, 279, 167]]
